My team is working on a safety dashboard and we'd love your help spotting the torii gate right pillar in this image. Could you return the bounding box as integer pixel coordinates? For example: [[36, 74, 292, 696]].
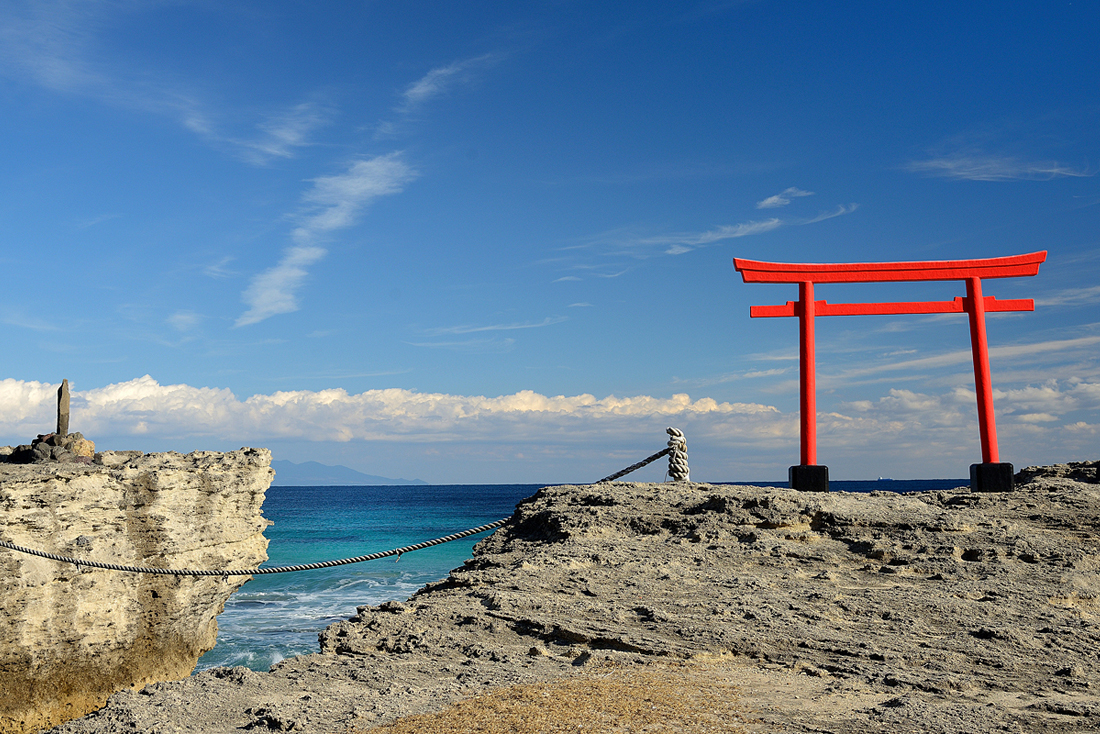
[[965, 276, 1015, 492]]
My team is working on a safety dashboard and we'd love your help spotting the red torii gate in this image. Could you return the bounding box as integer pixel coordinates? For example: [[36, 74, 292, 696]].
[[733, 251, 1047, 493]]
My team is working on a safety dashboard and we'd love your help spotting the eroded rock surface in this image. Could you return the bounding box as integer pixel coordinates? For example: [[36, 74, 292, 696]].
[[50, 470, 1099, 734], [0, 449, 273, 734]]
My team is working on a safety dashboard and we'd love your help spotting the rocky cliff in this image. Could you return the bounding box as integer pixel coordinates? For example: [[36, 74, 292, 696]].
[[0, 448, 273, 734], [46, 463, 1100, 733]]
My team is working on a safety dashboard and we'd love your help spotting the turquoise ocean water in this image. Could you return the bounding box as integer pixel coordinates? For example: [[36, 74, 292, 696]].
[[195, 479, 966, 673]]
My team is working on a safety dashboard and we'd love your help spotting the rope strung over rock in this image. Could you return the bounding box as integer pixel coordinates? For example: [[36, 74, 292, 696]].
[[595, 447, 670, 484], [0, 519, 509, 577], [0, 431, 690, 576], [666, 426, 690, 481]]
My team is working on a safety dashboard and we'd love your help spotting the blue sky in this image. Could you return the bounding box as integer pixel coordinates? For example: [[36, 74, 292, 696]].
[[1, 1, 1097, 483]]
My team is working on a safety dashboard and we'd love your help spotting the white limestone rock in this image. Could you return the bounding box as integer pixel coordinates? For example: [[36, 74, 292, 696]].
[[0, 448, 273, 734]]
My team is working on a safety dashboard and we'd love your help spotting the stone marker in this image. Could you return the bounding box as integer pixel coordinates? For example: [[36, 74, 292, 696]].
[[57, 379, 70, 436]]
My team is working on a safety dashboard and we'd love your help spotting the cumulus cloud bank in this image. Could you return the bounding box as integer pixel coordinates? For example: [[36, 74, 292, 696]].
[[0, 376, 778, 445], [3, 375, 1095, 479]]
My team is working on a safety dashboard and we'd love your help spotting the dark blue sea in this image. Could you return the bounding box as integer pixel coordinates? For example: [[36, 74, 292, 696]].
[[195, 479, 966, 673]]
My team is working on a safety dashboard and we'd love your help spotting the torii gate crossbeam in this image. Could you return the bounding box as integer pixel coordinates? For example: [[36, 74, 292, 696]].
[[733, 251, 1046, 493]]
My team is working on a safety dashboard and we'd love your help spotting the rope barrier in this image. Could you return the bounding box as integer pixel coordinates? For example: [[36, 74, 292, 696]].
[[595, 447, 670, 484], [0, 428, 690, 576], [0, 519, 508, 577]]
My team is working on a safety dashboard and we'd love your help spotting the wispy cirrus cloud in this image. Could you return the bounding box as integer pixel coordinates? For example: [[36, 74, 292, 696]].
[[1034, 285, 1100, 307], [0, 308, 61, 332], [673, 367, 792, 388], [905, 153, 1091, 181], [800, 203, 859, 224], [651, 220, 783, 255], [826, 335, 1100, 382], [0, 2, 331, 165], [400, 54, 496, 110], [595, 220, 782, 258], [551, 218, 784, 281], [565, 198, 856, 272], [167, 311, 201, 332], [0, 0, 215, 135], [204, 256, 236, 279], [405, 337, 518, 353], [237, 152, 418, 327], [756, 187, 813, 209], [236, 246, 327, 327], [0, 0, 110, 94], [423, 316, 567, 336], [291, 152, 417, 244], [231, 101, 333, 165]]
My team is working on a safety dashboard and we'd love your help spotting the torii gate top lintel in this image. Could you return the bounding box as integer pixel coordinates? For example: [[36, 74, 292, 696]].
[[732, 251, 1046, 480], [733, 250, 1046, 284]]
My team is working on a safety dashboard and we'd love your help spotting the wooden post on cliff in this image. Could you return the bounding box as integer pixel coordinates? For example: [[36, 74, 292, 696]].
[[57, 379, 70, 436]]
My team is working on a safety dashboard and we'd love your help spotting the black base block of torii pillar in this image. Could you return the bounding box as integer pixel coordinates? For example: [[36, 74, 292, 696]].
[[789, 464, 829, 492], [970, 462, 1015, 493]]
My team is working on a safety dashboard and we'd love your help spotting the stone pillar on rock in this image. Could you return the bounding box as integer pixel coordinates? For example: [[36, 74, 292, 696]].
[[57, 379, 70, 437]]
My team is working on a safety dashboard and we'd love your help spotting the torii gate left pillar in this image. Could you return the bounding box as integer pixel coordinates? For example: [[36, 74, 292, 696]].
[[734, 252, 1047, 493]]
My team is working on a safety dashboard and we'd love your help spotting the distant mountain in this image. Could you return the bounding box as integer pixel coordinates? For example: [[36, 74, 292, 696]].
[[270, 460, 426, 486]]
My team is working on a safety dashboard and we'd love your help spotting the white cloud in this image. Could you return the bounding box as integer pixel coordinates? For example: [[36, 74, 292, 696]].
[[0, 0, 107, 94], [235, 246, 327, 327], [673, 367, 791, 388], [905, 154, 1091, 181], [0, 376, 779, 445], [1, 309, 60, 332], [832, 335, 1100, 380], [404, 337, 517, 353], [237, 153, 417, 326], [1018, 413, 1058, 423], [424, 317, 567, 336], [0, 378, 58, 435], [204, 256, 236, 279], [401, 54, 494, 109], [234, 101, 332, 165], [4, 376, 1096, 480], [1034, 285, 1100, 307], [291, 153, 418, 244], [639, 219, 783, 256], [756, 187, 814, 209], [801, 203, 859, 224], [167, 311, 201, 332], [0, 3, 332, 165]]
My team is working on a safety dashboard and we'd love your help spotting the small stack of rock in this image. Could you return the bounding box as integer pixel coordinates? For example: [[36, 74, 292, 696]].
[[0, 378, 96, 464], [5, 432, 96, 464]]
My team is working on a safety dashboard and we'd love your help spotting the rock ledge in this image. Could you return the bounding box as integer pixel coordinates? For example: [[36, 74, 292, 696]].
[[0, 448, 273, 734], [48, 467, 1100, 733]]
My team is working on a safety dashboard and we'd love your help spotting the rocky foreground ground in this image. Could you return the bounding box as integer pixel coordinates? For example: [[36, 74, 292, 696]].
[[52, 463, 1099, 733]]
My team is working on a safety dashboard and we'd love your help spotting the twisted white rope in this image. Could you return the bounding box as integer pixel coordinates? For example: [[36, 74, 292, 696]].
[[0, 520, 509, 577], [666, 427, 689, 481]]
